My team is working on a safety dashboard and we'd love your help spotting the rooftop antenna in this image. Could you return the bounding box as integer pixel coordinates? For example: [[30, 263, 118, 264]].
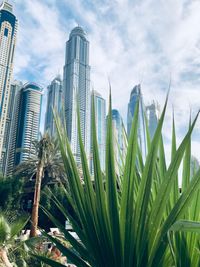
[[0, 0, 5, 9], [139, 70, 144, 85], [56, 68, 62, 79]]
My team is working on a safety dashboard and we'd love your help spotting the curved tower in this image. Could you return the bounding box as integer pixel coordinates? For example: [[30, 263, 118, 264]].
[[63, 26, 90, 165], [15, 83, 43, 165], [0, 1, 17, 169]]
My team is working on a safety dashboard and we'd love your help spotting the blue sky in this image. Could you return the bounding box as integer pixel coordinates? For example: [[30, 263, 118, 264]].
[[11, 0, 200, 161]]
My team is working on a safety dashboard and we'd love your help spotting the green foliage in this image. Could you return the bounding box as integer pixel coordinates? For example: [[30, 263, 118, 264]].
[[0, 213, 29, 266], [0, 215, 10, 244], [165, 119, 200, 267], [14, 133, 67, 237], [168, 220, 200, 267], [39, 184, 70, 230], [0, 176, 24, 210], [36, 94, 200, 267], [15, 133, 65, 185]]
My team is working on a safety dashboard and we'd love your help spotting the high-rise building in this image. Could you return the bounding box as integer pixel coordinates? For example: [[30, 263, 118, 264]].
[[14, 83, 43, 165], [190, 156, 200, 179], [0, 1, 17, 166], [146, 101, 159, 140], [112, 109, 127, 175], [2, 80, 22, 176], [90, 91, 106, 174], [45, 75, 63, 137], [127, 84, 147, 159], [63, 26, 90, 165]]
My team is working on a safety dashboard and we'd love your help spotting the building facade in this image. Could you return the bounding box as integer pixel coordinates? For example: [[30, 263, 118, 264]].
[[146, 101, 159, 140], [112, 109, 127, 175], [127, 84, 147, 159], [63, 26, 90, 165], [45, 75, 63, 137], [2, 80, 22, 176], [0, 1, 17, 167], [90, 91, 106, 174], [15, 83, 42, 165]]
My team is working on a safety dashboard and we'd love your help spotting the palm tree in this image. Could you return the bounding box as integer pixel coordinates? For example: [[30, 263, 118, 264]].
[[15, 134, 64, 184], [16, 133, 65, 237], [0, 214, 28, 267]]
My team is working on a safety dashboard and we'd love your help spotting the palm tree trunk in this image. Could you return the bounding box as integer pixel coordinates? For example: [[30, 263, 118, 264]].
[[30, 159, 44, 237], [0, 248, 13, 267]]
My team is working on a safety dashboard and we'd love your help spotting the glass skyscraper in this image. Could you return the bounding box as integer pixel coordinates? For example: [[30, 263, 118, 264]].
[[63, 26, 90, 165], [127, 84, 147, 159], [190, 156, 200, 179], [0, 1, 17, 166], [2, 80, 22, 176], [45, 75, 63, 137], [112, 109, 127, 175], [146, 101, 159, 140], [15, 83, 43, 165], [90, 91, 106, 174]]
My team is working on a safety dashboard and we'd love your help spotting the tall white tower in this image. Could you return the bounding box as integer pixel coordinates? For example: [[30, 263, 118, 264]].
[[90, 91, 106, 175], [146, 101, 159, 140], [3, 80, 22, 176], [63, 26, 90, 165], [127, 84, 147, 159], [45, 75, 63, 137], [112, 109, 127, 175], [0, 1, 17, 169]]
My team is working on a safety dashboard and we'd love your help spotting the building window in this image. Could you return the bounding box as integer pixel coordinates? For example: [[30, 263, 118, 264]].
[[4, 28, 8, 37]]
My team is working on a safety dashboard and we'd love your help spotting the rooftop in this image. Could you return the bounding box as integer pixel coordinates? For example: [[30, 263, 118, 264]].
[[130, 84, 141, 99], [69, 26, 87, 39], [0, 1, 13, 13], [22, 82, 43, 93]]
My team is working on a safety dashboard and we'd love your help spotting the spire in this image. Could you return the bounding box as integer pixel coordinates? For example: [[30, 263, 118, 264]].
[[0, 1, 4, 10]]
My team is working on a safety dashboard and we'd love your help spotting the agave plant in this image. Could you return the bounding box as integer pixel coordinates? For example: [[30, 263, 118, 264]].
[[168, 220, 200, 267], [164, 117, 200, 267], [167, 146, 200, 267], [35, 93, 200, 267]]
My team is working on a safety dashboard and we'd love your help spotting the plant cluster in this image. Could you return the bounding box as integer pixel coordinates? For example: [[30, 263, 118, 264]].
[[35, 95, 200, 267]]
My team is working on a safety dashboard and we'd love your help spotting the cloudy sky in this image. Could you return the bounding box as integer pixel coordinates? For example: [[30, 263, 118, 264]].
[[12, 0, 200, 161]]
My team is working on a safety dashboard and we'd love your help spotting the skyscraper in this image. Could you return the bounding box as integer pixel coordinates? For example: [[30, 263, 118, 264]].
[[190, 156, 200, 179], [45, 75, 63, 137], [15, 83, 43, 165], [112, 109, 127, 175], [90, 91, 106, 174], [0, 1, 17, 165], [2, 80, 22, 176], [146, 101, 159, 140], [127, 84, 147, 159], [63, 26, 90, 165]]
